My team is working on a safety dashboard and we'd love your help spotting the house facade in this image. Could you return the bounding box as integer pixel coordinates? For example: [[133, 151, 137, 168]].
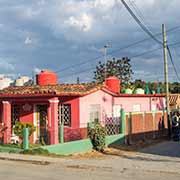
[[0, 70, 165, 145]]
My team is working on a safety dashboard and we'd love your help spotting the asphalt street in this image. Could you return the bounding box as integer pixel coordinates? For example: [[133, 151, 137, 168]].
[[0, 140, 180, 180]]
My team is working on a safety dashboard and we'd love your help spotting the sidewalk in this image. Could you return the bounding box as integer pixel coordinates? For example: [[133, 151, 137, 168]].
[[0, 141, 180, 174], [0, 152, 67, 165]]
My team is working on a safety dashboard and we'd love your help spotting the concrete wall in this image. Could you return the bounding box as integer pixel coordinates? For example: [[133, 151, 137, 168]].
[[42, 134, 125, 155], [125, 111, 168, 144]]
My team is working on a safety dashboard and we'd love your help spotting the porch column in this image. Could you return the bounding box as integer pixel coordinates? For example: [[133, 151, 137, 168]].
[[48, 98, 59, 144], [2, 101, 11, 144]]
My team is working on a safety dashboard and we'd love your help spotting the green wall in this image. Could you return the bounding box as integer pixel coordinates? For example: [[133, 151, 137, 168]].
[[42, 134, 125, 155]]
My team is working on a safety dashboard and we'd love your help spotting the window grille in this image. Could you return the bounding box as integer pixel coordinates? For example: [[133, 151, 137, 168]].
[[58, 104, 71, 126], [105, 117, 121, 135], [11, 105, 20, 126]]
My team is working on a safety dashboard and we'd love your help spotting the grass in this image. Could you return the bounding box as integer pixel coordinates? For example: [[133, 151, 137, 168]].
[[21, 148, 50, 155]]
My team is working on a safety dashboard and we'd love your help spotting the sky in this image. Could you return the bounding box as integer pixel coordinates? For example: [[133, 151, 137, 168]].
[[0, 0, 180, 83]]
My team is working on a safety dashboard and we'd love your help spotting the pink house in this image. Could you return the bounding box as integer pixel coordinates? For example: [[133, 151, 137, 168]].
[[0, 71, 165, 145]]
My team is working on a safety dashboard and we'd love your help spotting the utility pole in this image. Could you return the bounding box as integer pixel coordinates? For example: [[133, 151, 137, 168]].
[[104, 45, 111, 81], [77, 77, 80, 84], [162, 24, 170, 136]]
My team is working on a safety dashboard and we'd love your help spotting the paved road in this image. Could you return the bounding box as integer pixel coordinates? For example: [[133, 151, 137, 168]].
[[0, 140, 180, 180], [140, 140, 180, 158]]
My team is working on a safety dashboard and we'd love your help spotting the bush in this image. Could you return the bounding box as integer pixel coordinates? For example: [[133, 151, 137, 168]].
[[91, 123, 106, 152], [13, 122, 36, 139]]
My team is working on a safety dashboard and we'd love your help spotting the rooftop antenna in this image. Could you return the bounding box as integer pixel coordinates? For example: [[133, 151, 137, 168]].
[[104, 44, 111, 81]]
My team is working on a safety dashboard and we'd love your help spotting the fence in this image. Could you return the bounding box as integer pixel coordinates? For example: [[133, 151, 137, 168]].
[[125, 111, 168, 144], [57, 109, 125, 143], [43, 109, 168, 155], [57, 110, 168, 145]]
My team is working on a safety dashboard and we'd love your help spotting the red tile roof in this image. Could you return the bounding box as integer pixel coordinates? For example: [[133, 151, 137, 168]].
[[0, 83, 165, 98], [0, 82, 104, 96]]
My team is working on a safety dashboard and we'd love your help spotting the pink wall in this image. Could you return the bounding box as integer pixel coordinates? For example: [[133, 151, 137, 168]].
[[114, 97, 150, 112], [80, 90, 113, 127], [80, 90, 165, 127]]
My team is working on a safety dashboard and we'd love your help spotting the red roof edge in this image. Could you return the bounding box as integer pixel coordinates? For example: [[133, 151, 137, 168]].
[[116, 93, 165, 97]]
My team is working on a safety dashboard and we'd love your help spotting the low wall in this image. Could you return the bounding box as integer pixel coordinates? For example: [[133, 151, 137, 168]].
[[125, 111, 168, 144], [63, 127, 87, 142], [42, 134, 125, 155]]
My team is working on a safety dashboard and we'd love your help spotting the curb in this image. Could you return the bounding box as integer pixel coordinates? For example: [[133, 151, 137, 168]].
[[0, 156, 50, 165], [0, 154, 51, 165]]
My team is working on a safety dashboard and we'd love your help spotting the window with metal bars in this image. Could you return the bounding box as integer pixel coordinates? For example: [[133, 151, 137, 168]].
[[58, 104, 71, 126], [11, 105, 20, 126]]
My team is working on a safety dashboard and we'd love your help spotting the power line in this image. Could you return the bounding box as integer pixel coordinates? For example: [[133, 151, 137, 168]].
[[167, 45, 180, 81], [55, 26, 180, 74], [60, 47, 163, 79], [121, 0, 162, 45], [60, 41, 180, 80], [121, 0, 180, 82], [128, 0, 147, 26]]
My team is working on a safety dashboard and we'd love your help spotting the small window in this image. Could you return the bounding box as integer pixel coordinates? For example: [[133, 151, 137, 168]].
[[152, 104, 156, 111], [90, 104, 100, 123], [11, 105, 20, 126], [113, 105, 121, 118], [133, 104, 141, 112], [58, 104, 71, 126]]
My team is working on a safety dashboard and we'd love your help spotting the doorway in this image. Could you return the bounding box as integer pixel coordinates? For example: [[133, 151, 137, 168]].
[[35, 105, 48, 144]]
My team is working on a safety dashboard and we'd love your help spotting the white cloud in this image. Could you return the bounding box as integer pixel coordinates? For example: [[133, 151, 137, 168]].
[[24, 36, 32, 45], [144, 58, 160, 65], [37, 0, 46, 6], [0, 58, 14, 71], [64, 13, 93, 32], [33, 67, 41, 74], [1, 0, 180, 82]]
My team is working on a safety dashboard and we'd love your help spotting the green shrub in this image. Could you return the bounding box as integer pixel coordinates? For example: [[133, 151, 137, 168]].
[[91, 123, 106, 152], [13, 122, 36, 139]]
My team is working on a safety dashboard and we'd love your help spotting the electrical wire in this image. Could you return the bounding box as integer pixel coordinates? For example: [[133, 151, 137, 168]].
[[167, 45, 180, 81], [121, 0, 162, 45], [128, 0, 147, 26], [121, 0, 180, 82], [55, 26, 180, 74], [57, 0, 180, 82], [60, 41, 180, 80]]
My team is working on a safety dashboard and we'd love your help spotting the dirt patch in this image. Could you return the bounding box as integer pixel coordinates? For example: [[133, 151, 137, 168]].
[[70, 148, 135, 159], [71, 138, 167, 159]]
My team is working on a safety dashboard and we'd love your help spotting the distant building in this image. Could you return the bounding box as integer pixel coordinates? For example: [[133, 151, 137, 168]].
[[15, 76, 33, 86], [0, 76, 13, 90]]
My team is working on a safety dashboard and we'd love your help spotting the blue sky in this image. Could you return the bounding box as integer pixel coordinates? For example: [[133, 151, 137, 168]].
[[0, 0, 180, 83]]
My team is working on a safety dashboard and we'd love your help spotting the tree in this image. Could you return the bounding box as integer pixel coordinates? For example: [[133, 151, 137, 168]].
[[134, 79, 146, 89], [93, 57, 133, 85]]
